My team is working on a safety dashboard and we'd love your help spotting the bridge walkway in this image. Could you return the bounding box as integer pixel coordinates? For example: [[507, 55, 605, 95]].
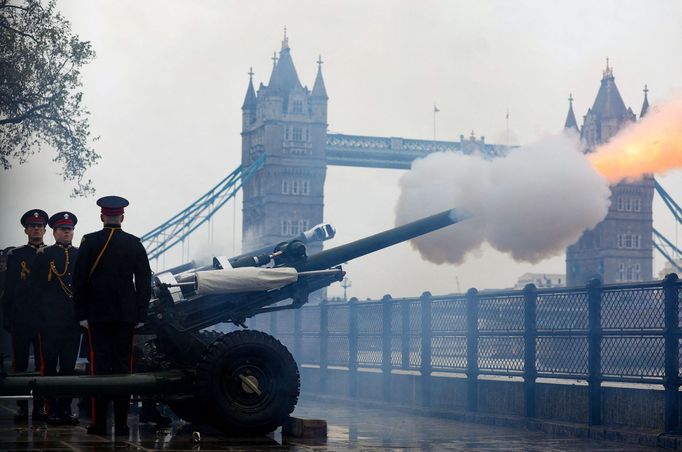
[[0, 398, 666, 451]]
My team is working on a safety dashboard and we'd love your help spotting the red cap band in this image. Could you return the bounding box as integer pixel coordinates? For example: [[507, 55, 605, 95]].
[[54, 218, 74, 227], [101, 207, 124, 216]]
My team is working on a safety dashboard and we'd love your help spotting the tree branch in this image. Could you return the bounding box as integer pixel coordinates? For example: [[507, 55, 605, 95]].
[[0, 101, 50, 124], [0, 4, 31, 12], [0, 20, 39, 44]]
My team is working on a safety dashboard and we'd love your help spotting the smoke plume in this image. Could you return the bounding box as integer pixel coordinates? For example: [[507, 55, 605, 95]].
[[395, 132, 611, 264], [398, 94, 682, 265], [589, 95, 682, 184]]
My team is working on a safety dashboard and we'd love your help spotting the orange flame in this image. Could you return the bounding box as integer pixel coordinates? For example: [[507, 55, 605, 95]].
[[588, 95, 682, 184]]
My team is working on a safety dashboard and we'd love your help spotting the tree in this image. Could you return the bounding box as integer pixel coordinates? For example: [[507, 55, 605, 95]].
[[0, 0, 98, 196]]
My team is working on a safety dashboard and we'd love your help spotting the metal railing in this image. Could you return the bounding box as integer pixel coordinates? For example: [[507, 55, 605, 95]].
[[249, 274, 681, 432]]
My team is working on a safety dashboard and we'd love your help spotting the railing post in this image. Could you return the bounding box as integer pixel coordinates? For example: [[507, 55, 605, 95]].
[[382, 294, 393, 402], [420, 292, 433, 407], [348, 297, 359, 398], [662, 273, 680, 433], [523, 283, 537, 418], [466, 288, 479, 412], [401, 299, 411, 370], [587, 278, 602, 426], [293, 307, 302, 362], [320, 300, 329, 393]]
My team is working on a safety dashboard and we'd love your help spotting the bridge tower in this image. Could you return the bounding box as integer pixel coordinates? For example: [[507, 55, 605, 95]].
[[565, 61, 654, 286], [241, 31, 328, 255]]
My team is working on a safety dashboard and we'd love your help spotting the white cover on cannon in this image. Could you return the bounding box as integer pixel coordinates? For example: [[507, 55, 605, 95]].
[[195, 267, 299, 295]]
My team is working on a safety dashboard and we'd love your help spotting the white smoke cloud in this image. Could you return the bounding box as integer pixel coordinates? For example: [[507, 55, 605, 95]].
[[395, 131, 611, 264]]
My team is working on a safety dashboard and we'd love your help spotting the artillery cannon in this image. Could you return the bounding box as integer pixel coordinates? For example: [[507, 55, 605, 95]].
[[0, 209, 466, 435]]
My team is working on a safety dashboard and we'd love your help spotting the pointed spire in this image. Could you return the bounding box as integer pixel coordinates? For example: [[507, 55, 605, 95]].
[[592, 60, 628, 120], [281, 26, 289, 50], [564, 93, 579, 131], [268, 32, 302, 95], [241, 67, 257, 110], [602, 56, 613, 80], [640, 84, 649, 118], [311, 55, 328, 100]]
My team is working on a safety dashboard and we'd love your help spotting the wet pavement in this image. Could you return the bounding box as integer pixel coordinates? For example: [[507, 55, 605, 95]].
[[0, 397, 669, 451]]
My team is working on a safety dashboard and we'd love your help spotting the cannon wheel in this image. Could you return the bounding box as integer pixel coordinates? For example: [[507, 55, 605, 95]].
[[167, 330, 223, 424], [194, 330, 300, 436]]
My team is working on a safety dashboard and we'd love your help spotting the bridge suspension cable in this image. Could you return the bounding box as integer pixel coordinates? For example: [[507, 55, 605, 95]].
[[654, 179, 682, 224], [141, 155, 265, 261], [653, 228, 682, 273], [653, 179, 681, 273]]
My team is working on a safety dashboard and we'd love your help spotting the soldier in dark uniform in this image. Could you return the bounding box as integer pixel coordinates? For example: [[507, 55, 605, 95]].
[[73, 196, 152, 437], [0, 247, 16, 366], [29, 212, 80, 425], [1, 210, 49, 422]]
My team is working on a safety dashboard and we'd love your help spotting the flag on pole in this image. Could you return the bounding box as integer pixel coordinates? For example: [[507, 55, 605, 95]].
[[434, 104, 440, 113]]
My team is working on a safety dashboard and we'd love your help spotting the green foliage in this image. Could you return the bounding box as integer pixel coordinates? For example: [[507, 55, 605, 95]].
[[0, 0, 99, 196]]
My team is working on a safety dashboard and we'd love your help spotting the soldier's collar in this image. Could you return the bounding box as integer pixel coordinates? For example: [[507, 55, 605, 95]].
[[103, 224, 122, 229], [56, 242, 72, 248], [27, 242, 45, 249]]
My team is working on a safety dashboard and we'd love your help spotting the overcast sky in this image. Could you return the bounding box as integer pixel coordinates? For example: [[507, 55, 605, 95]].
[[1, 0, 681, 299]]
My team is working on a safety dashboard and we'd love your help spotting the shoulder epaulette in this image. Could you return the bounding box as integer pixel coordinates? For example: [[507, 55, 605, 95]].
[[8, 245, 26, 256]]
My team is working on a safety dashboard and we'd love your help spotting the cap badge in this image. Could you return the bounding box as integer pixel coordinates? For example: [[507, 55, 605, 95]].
[[64, 213, 69, 219], [33, 212, 39, 218]]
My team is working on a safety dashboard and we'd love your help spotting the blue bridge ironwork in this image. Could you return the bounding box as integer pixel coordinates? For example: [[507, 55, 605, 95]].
[[325, 132, 509, 169]]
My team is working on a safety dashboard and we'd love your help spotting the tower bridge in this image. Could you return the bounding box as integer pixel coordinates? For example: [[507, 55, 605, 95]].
[[142, 34, 679, 286]]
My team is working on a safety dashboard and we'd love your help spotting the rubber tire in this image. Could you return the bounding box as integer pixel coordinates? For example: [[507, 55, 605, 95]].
[[166, 330, 222, 424], [197, 329, 223, 345], [194, 330, 300, 436]]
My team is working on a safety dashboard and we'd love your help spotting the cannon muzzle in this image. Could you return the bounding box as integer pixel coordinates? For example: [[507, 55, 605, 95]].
[[300, 208, 467, 271]]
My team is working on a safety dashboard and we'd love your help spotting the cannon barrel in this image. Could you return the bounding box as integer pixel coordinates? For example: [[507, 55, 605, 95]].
[[300, 208, 467, 271]]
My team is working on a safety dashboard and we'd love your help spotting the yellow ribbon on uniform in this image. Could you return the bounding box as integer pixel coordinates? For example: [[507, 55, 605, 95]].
[[20, 261, 30, 280]]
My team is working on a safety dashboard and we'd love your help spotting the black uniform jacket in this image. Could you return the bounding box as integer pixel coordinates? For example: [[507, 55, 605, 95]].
[[73, 226, 152, 325], [29, 244, 79, 329], [1, 244, 46, 329]]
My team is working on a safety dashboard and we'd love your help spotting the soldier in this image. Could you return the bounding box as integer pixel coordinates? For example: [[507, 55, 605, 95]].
[[29, 212, 80, 425], [1, 210, 49, 422], [0, 247, 16, 364], [73, 196, 152, 436]]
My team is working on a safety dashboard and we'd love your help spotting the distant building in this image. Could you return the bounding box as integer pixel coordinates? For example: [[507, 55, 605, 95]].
[[657, 259, 682, 280], [240, 31, 328, 256], [514, 273, 566, 290], [565, 62, 654, 286]]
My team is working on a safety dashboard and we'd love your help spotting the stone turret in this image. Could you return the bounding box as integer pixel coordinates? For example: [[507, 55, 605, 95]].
[[579, 59, 636, 148], [240, 30, 328, 263], [564, 94, 579, 133], [640, 84, 650, 118], [566, 61, 654, 286], [242, 68, 257, 129], [311, 56, 329, 123]]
